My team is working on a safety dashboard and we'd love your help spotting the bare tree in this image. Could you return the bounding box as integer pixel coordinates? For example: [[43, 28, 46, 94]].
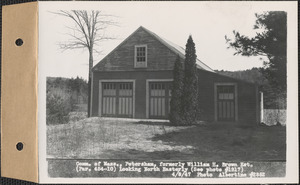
[[55, 10, 118, 116]]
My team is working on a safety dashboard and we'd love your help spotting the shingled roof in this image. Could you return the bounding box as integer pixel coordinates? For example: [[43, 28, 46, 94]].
[[141, 26, 215, 72], [93, 26, 215, 72]]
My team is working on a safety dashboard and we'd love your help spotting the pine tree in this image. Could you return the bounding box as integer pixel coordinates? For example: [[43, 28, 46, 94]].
[[181, 35, 198, 125], [170, 56, 184, 125], [226, 11, 287, 108]]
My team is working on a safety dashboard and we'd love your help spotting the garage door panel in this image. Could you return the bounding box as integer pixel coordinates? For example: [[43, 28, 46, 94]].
[[102, 97, 116, 115], [102, 82, 133, 118], [217, 85, 235, 121], [149, 82, 172, 119]]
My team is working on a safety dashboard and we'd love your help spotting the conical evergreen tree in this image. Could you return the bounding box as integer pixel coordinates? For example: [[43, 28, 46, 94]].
[[182, 35, 198, 125], [170, 56, 184, 125]]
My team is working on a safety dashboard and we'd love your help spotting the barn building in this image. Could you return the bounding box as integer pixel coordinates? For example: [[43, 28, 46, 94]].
[[90, 26, 260, 123]]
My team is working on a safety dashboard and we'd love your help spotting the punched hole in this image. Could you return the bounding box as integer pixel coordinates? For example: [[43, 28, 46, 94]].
[[16, 142, 23, 151], [15, 38, 23, 46]]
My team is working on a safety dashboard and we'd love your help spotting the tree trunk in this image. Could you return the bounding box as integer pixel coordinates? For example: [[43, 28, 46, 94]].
[[87, 48, 93, 117]]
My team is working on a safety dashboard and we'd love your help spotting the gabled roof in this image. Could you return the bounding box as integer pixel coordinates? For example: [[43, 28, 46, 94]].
[[141, 26, 215, 72], [93, 26, 215, 72]]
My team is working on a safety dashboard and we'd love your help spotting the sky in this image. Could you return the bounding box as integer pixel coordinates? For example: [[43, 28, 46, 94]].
[[39, 1, 293, 80]]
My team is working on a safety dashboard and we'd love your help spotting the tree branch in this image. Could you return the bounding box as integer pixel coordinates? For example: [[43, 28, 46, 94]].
[[53, 10, 118, 52]]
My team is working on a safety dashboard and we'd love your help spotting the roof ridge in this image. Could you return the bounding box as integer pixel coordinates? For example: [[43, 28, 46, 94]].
[[140, 26, 215, 72], [140, 26, 185, 58], [93, 26, 215, 73]]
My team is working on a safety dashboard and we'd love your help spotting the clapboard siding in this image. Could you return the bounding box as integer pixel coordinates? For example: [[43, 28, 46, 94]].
[[93, 28, 178, 71], [91, 69, 258, 123], [197, 70, 257, 123], [91, 70, 173, 119], [91, 27, 259, 123]]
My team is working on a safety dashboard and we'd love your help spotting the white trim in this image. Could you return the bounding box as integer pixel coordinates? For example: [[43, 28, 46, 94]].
[[134, 45, 147, 68], [255, 86, 260, 124], [90, 72, 94, 117], [260, 91, 264, 123], [146, 79, 173, 118], [214, 83, 238, 121], [98, 79, 136, 118], [98, 81, 102, 116]]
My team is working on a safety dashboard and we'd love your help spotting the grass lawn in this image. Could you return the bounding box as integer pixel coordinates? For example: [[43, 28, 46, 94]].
[[47, 117, 286, 161]]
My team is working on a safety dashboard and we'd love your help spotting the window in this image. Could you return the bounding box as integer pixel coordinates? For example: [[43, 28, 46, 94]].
[[218, 85, 234, 100], [134, 45, 147, 68]]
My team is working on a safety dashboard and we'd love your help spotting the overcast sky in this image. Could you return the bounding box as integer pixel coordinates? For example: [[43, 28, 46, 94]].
[[39, 1, 293, 80]]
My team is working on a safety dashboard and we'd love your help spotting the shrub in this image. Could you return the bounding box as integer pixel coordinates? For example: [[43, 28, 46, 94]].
[[46, 90, 74, 125], [169, 56, 184, 125], [181, 36, 198, 125]]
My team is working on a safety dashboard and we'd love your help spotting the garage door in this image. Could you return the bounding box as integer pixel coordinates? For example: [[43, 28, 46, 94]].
[[102, 82, 133, 118], [217, 85, 235, 121], [149, 82, 172, 119]]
